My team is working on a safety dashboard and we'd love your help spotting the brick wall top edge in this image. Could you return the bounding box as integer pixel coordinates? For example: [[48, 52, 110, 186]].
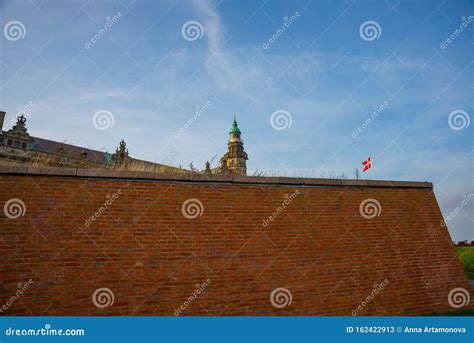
[[0, 165, 433, 189]]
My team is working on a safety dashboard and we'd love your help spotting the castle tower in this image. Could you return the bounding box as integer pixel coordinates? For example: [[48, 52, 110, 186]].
[[220, 117, 248, 175]]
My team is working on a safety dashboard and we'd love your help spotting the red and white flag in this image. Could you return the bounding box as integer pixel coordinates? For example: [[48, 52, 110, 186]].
[[362, 156, 372, 172]]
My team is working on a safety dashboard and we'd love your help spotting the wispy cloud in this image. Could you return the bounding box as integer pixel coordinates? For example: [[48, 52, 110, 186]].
[[0, 0, 472, 240]]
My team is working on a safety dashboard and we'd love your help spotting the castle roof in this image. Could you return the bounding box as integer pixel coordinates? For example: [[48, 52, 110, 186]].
[[30, 137, 109, 163]]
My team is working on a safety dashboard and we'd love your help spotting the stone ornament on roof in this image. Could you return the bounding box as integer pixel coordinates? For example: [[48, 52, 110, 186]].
[[16, 114, 27, 125], [112, 139, 130, 165]]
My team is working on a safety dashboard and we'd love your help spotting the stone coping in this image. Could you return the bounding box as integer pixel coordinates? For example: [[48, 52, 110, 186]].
[[0, 165, 433, 189]]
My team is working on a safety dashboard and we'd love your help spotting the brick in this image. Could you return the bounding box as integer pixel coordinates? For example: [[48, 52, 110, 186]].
[[0, 172, 470, 316]]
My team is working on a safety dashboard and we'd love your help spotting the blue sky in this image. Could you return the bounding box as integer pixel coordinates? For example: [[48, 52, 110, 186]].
[[0, 0, 472, 240]]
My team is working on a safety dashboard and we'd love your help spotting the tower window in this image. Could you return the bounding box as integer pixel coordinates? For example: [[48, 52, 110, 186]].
[[7, 139, 12, 145]]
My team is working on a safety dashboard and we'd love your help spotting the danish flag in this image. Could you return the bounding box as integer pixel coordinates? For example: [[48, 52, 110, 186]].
[[362, 156, 372, 172]]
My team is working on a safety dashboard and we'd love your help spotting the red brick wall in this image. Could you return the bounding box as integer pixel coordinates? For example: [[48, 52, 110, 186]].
[[0, 174, 471, 315]]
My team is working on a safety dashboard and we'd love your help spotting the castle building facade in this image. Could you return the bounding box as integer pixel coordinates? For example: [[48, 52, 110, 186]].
[[0, 111, 249, 175]]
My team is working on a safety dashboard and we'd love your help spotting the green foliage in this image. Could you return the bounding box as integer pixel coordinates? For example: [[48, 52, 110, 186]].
[[457, 247, 474, 280]]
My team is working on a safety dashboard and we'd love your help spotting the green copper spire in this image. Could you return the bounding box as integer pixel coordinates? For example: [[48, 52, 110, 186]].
[[229, 116, 241, 134]]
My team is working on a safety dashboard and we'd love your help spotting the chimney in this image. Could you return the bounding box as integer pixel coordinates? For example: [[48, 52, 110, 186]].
[[0, 111, 5, 131]]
